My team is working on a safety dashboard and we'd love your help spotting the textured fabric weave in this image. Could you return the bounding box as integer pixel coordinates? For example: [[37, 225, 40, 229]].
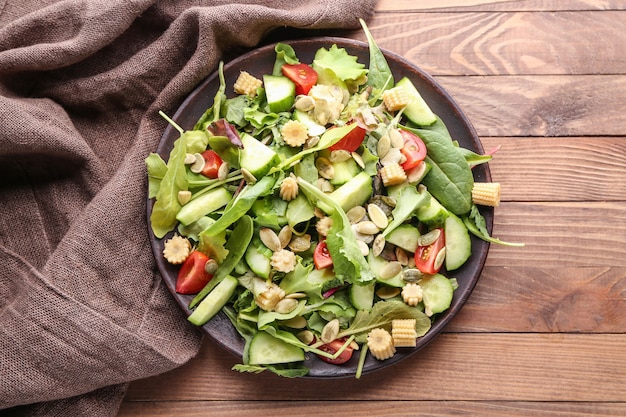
[[0, 1, 377, 415]]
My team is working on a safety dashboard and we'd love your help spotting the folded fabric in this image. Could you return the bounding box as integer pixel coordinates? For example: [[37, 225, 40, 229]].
[[0, 0, 377, 415]]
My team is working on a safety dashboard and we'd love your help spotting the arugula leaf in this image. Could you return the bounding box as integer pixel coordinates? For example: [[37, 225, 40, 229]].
[[337, 300, 431, 343], [464, 205, 525, 247]]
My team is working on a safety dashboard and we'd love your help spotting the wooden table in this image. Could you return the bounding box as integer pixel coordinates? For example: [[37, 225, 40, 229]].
[[119, 1, 626, 415]]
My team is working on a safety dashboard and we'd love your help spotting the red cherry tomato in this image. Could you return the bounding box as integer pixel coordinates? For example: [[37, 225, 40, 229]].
[[200, 150, 223, 179], [329, 123, 367, 153], [281, 63, 318, 95], [176, 250, 214, 294], [414, 228, 446, 275], [317, 338, 354, 365], [399, 130, 427, 171], [313, 240, 333, 270]]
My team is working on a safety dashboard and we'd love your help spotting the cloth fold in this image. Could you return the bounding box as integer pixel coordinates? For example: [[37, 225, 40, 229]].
[[0, 1, 378, 415]]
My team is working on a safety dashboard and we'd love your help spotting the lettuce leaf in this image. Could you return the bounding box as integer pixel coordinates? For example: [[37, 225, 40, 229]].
[[313, 44, 367, 83]]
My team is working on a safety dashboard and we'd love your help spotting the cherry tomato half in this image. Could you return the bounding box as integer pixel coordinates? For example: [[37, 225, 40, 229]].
[[313, 240, 333, 270], [281, 63, 318, 96], [176, 250, 214, 294], [399, 129, 427, 171], [317, 338, 354, 365], [200, 150, 223, 179], [414, 228, 446, 275], [329, 123, 367, 153]]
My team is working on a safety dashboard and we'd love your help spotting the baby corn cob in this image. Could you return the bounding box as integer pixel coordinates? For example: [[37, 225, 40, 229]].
[[382, 86, 413, 111], [367, 328, 396, 360], [379, 162, 407, 186], [233, 71, 262, 96], [391, 319, 417, 347], [472, 182, 501, 207]]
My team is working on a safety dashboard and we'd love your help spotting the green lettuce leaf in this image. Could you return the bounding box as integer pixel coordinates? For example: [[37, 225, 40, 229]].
[[313, 44, 367, 83]]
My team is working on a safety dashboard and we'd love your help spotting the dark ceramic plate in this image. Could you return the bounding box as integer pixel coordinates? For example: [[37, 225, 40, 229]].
[[148, 37, 493, 378]]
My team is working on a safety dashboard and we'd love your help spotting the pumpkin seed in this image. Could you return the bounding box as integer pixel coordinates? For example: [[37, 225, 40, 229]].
[[367, 203, 389, 229], [372, 234, 386, 257], [285, 292, 307, 299], [305, 135, 320, 149], [377, 134, 391, 158], [380, 148, 403, 166], [434, 247, 446, 270], [288, 234, 311, 252], [395, 247, 409, 266], [297, 330, 315, 345], [357, 240, 370, 256], [278, 225, 292, 248], [260, 227, 282, 252], [241, 168, 257, 184], [294, 95, 315, 111], [355, 221, 380, 235], [177, 190, 192, 205], [274, 298, 299, 314], [329, 149, 351, 163], [381, 195, 397, 208], [351, 151, 365, 169], [376, 286, 401, 299], [315, 157, 334, 180], [316, 178, 334, 193], [352, 224, 374, 244], [418, 229, 442, 247], [389, 128, 404, 148], [184, 153, 196, 164], [204, 259, 219, 275], [379, 261, 403, 280], [346, 206, 366, 224], [189, 153, 205, 173], [321, 318, 340, 343], [281, 315, 307, 329], [402, 268, 423, 283], [217, 161, 230, 181]]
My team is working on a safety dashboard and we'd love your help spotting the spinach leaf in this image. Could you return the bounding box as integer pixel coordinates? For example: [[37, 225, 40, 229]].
[[286, 193, 315, 229], [145, 153, 167, 198], [360, 18, 394, 94], [405, 118, 474, 215]]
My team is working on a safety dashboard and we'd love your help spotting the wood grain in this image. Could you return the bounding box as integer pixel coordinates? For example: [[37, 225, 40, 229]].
[[362, 11, 626, 76], [124, 333, 626, 402], [376, 0, 626, 12], [119, 400, 626, 417]]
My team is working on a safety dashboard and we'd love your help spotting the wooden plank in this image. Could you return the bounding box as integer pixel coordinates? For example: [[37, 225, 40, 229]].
[[433, 75, 626, 137], [480, 137, 626, 202], [376, 0, 626, 12], [124, 333, 626, 402], [485, 202, 626, 267], [119, 400, 626, 416], [449, 266, 626, 333], [360, 11, 626, 76]]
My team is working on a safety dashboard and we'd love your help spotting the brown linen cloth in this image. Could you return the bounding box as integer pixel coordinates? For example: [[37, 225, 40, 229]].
[[0, 0, 378, 415]]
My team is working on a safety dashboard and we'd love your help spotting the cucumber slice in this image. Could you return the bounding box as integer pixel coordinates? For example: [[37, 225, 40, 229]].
[[444, 213, 472, 271], [350, 281, 376, 310], [293, 109, 326, 136], [187, 275, 238, 326], [245, 243, 272, 279], [417, 192, 449, 227], [248, 331, 304, 365], [330, 157, 360, 186], [386, 224, 420, 253], [176, 187, 232, 226], [420, 273, 454, 316], [263, 75, 295, 113], [367, 252, 404, 287], [327, 171, 372, 212], [239, 132, 280, 179], [396, 77, 437, 126]]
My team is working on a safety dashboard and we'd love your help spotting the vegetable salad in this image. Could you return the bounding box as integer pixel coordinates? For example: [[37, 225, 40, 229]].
[[146, 20, 507, 378]]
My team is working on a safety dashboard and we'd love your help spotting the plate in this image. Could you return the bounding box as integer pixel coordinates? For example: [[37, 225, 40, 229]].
[[148, 37, 493, 378]]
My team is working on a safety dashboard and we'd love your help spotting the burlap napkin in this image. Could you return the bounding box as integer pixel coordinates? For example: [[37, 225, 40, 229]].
[[0, 1, 377, 415]]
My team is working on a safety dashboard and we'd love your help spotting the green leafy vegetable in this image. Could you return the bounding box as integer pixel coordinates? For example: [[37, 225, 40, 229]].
[[313, 44, 367, 84], [273, 43, 300, 76], [464, 205, 525, 247], [360, 18, 394, 94], [145, 153, 167, 198], [382, 185, 431, 237]]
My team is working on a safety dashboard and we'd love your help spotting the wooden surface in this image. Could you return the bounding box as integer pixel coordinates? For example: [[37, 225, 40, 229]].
[[120, 1, 626, 415]]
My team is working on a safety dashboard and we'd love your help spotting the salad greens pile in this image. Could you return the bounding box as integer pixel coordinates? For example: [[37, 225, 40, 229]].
[[146, 20, 513, 378]]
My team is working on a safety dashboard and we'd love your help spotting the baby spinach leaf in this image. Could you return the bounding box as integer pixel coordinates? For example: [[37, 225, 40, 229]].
[[145, 153, 167, 198], [405, 118, 474, 215], [360, 18, 393, 94]]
